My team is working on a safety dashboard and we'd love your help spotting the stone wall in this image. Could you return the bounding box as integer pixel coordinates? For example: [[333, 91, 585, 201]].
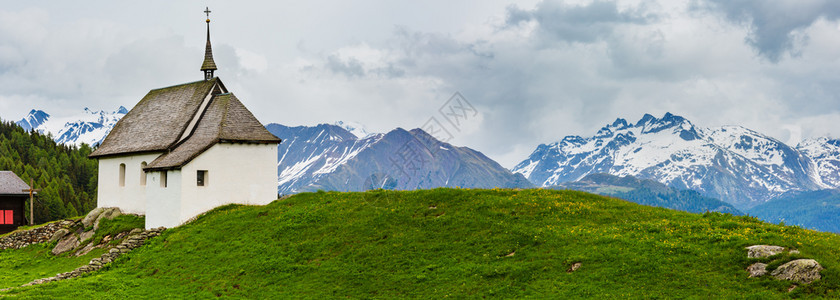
[[19, 227, 164, 287], [0, 220, 75, 250]]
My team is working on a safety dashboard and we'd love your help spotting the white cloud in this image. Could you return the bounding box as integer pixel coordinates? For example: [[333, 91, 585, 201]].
[[1, 0, 840, 169]]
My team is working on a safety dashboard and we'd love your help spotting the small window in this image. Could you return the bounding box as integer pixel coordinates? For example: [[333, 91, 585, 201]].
[[119, 163, 126, 187], [197, 170, 208, 186], [1, 210, 12, 225], [160, 171, 167, 188], [140, 162, 148, 186]]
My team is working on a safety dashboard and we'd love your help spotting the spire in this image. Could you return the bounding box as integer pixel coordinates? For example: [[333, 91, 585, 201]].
[[201, 7, 217, 81]]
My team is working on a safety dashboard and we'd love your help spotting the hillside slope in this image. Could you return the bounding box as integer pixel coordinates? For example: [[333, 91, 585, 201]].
[[3, 189, 840, 298]]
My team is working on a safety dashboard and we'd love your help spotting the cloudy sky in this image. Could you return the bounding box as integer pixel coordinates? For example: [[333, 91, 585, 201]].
[[1, 0, 839, 167]]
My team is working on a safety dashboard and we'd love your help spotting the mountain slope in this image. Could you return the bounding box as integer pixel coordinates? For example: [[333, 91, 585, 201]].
[[15, 107, 128, 147], [748, 189, 840, 233], [15, 110, 50, 132], [268, 123, 532, 194], [798, 138, 840, 188], [513, 113, 826, 209], [554, 173, 742, 215], [3, 189, 840, 298]]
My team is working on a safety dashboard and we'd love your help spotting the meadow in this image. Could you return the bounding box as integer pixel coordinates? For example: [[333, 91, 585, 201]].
[[1, 188, 838, 298]]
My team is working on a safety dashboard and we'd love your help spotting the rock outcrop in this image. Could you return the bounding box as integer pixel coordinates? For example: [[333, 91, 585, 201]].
[[20, 227, 164, 288], [745, 245, 824, 286], [770, 259, 823, 284], [745, 245, 786, 258], [50, 207, 123, 256], [51, 234, 80, 256]]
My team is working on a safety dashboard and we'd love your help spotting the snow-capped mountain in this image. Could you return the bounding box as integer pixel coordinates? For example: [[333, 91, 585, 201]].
[[16, 109, 50, 132], [797, 138, 840, 187], [334, 120, 375, 139], [267, 123, 532, 194], [513, 113, 826, 209], [15, 107, 127, 147]]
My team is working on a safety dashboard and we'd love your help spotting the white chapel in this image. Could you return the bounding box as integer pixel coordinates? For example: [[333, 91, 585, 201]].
[[89, 10, 281, 229]]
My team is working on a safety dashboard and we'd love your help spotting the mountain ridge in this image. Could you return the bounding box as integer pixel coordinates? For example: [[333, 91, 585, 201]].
[[14, 107, 127, 147], [513, 112, 830, 209], [268, 123, 532, 194]]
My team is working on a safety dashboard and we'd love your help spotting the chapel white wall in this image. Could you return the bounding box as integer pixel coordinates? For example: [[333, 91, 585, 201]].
[[96, 153, 161, 215], [177, 143, 278, 225], [145, 169, 182, 229]]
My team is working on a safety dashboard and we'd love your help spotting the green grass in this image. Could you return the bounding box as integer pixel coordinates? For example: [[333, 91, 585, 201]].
[[0, 243, 106, 288], [2, 188, 840, 298], [88, 214, 145, 245]]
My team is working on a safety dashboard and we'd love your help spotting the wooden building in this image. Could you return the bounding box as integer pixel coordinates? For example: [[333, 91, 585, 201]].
[[0, 171, 31, 234]]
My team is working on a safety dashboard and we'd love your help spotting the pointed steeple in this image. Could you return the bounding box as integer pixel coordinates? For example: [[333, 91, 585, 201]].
[[201, 7, 217, 81]]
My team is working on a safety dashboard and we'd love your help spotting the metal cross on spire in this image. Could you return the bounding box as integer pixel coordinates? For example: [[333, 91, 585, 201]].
[[204, 7, 211, 19]]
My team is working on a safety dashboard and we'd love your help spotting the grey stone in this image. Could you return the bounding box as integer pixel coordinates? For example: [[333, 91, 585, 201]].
[[48, 228, 70, 243], [567, 262, 582, 273], [771, 259, 823, 284], [746, 245, 786, 258], [747, 263, 768, 277], [75, 242, 97, 257], [82, 207, 106, 228], [79, 230, 95, 243], [51, 234, 80, 256], [789, 249, 801, 255]]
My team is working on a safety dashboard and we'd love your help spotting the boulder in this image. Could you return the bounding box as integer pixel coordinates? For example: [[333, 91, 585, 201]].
[[79, 230, 95, 243], [51, 234, 80, 256], [48, 228, 70, 243], [747, 263, 767, 277], [82, 207, 106, 228], [746, 245, 785, 258], [771, 259, 823, 284]]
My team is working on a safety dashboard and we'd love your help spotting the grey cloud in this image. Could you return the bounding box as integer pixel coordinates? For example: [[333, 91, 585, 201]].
[[325, 54, 365, 78], [698, 0, 840, 62], [506, 0, 656, 44]]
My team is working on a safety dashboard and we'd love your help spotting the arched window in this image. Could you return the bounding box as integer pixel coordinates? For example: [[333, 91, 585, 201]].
[[140, 162, 148, 186], [119, 163, 126, 187]]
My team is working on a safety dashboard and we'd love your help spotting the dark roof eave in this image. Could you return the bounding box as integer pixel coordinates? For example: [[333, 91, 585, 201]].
[[89, 149, 166, 159], [219, 139, 282, 144]]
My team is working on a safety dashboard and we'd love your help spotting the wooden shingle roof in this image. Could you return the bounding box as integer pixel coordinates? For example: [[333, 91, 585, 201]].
[[145, 93, 281, 171], [0, 171, 30, 195], [201, 27, 217, 71], [90, 79, 221, 158]]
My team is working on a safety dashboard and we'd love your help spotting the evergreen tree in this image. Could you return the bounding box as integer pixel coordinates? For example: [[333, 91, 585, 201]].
[[0, 120, 98, 223]]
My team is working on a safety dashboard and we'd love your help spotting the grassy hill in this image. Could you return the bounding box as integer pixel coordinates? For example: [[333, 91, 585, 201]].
[[2, 189, 840, 298]]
